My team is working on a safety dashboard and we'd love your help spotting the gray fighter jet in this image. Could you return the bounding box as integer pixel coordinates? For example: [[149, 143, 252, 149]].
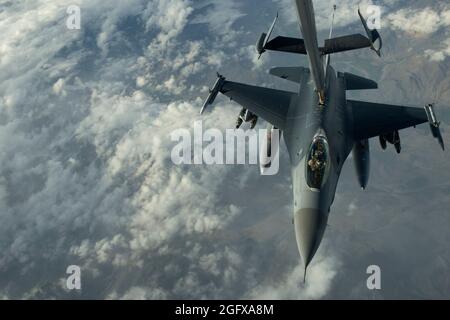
[[201, 0, 445, 280]]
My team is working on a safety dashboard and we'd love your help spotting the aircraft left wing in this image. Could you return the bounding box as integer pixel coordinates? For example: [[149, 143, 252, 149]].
[[201, 75, 295, 130], [349, 100, 428, 140], [350, 100, 445, 150]]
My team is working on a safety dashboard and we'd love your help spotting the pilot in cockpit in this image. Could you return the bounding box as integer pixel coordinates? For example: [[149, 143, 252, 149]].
[[308, 142, 325, 172]]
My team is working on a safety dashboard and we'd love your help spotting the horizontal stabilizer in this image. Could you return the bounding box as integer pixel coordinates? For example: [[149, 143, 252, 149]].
[[269, 66, 310, 84], [342, 72, 378, 90], [263, 33, 373, 56], [321, 34, 372, 55], [264, 36, 307, 55]]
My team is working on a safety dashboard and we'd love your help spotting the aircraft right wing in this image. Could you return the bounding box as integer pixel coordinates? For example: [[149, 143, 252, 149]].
[[201, 75, 295, 130], [269, 66, 310, 84]]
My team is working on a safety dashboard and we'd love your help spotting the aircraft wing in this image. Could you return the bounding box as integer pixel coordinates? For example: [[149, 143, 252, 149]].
[[349, 100, 428, 140], [269, 66, 309, 84], [218, 81, 294, 130]]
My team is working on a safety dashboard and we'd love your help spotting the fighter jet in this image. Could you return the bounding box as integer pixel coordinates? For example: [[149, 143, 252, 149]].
[[200, 0, 445, 280]]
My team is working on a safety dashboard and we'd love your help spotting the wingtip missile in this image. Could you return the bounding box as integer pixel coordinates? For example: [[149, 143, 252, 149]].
[[200, 73, 226, 115], [424, 104, 445, 151]]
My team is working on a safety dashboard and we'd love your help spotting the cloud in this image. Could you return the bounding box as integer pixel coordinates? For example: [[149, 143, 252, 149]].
[[424, 38, 450, 62], [386, 7, 450, 36], [0, 0, 340, 298], [1, 0, 449, 300], [248, 251, 340, 299], [143, 0, 194, 50], [190, 1, 246, 42], [240, 45, 270, 71], [110, 286, 168, 300], [94, 1, 145, 54], [0, 0, 229, 298]]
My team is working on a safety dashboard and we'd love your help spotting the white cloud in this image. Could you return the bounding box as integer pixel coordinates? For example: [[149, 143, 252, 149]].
[[190, 1, 246, 42], [144, 0, 194, 50], [157, 75, 186, 94], [52, 78, 66, 95], [0, 0, 382, 300], [383, 6, 450, 61], [424, 38, 450, 62], [136, 76, 147, 87], [95, 1, 145, 54], [3, 0, 447, 301], [386, 7, 450, 35], [248, 252, 340, 299], [241, 45, 269, 71], [111, 286, 168, 300]]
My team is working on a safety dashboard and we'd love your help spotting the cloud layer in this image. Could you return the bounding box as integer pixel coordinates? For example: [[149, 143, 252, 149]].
[[0, 0, 449, 299]]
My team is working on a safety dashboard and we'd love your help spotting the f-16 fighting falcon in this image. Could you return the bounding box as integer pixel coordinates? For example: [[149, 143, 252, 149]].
[[200, 0, 445, 280]]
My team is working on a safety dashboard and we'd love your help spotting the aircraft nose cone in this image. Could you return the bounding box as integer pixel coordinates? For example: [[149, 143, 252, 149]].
[[294, 208, 327, 269]]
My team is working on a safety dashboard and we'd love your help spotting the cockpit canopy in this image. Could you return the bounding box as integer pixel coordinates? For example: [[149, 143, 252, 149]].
[[306, 135, 330, 189]]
